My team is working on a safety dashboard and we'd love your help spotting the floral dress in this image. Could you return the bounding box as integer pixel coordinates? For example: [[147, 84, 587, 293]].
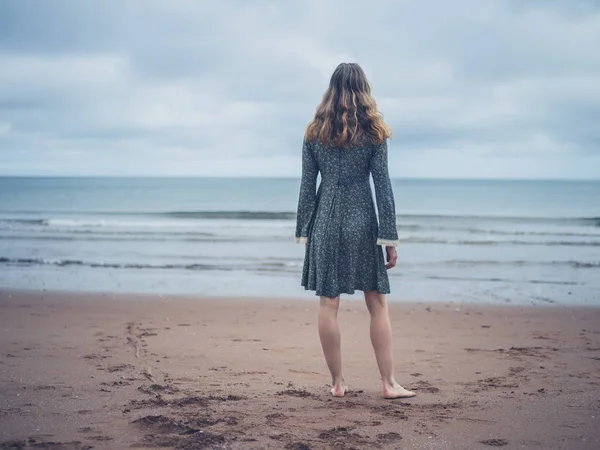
[[295, 138, 399, 297]]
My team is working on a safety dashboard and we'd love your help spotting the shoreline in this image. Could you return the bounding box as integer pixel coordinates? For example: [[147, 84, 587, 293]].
[[2, 286, 597, 309], [1, 289, 599, 449]]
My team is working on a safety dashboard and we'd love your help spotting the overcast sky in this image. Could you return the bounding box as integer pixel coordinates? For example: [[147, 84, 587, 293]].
[[0, 0, 599, 179]]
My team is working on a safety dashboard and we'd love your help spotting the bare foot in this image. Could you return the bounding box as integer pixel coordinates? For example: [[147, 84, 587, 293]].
[[330, 384, 348, 397], [383, 383, 416, 399]]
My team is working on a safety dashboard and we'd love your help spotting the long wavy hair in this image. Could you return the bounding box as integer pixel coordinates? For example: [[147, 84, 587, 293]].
[[305, 62, 391, 147]]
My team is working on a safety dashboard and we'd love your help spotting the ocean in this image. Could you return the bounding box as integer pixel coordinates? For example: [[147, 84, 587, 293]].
[[0, 177, 598, 305]]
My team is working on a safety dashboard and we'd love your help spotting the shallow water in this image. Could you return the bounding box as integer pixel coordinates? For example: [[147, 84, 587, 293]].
[[1, 177, 598, 305]]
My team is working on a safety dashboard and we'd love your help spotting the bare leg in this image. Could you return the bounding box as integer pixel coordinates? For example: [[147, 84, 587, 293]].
[[364, 290, 416, 399], [318, 296, 347, 397]]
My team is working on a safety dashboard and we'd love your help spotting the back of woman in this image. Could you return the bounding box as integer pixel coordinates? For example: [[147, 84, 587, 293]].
[[295, 62, 416, 400], [296, 63, 399, 299]]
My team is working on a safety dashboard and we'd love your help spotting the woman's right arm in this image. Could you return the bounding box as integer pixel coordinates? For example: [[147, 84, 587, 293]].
[[295, 139, 318, 243], [371, 139, 399, 247]]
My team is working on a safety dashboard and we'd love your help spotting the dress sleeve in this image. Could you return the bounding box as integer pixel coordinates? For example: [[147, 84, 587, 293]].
[[295, 139, 319, 243], [371, 140, 399, 246]]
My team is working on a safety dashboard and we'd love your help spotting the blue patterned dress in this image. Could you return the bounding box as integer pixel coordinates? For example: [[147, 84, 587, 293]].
[[295, 138, 399, 297]]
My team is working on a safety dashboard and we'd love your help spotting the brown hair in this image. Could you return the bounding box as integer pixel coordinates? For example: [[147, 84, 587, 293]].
[[305, 62, 391, 147]]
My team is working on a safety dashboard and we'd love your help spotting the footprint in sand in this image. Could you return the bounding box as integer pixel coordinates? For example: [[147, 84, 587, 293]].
[[277, 389, 316, 399], [265, 412, 286, 425], [89, 435, 113, 442], [377, 432, 403, 443], [106, 363, 135, 373], [508, 366, 526, 375], [479, 438, 509, 446], [410, 380, 440, 393], [284, 443, 312, 450], [82, 353, 109, 360], [0, 439, 91, 449], [317, 427, 371, 446]]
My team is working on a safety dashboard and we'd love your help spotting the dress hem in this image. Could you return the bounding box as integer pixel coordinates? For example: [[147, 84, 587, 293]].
[[302, 285, 391, 297]]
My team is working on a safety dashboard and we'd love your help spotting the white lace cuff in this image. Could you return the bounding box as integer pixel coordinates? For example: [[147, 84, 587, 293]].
[[377, 238, 399, 246], [296, 237, 308, 244]]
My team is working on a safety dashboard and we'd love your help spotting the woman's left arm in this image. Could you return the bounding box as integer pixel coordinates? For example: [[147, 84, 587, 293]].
[[295, 139, 318, 243]]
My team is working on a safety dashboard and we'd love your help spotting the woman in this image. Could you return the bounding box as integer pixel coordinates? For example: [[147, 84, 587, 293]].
[[295, 62, 416, 400]]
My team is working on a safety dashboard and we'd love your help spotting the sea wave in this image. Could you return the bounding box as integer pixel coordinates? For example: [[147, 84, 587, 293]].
[[0, 217, 295, 229], [420, 275, 577, 286], [1, 211, 598, 225], [0, 219, 49, 225], [0, 257, 300, 272], [396, 214, 600, 227], [1, 233, 599, 246], [0, 234, 291, 243], [1, 257, 597, 270], [398, 237, 600, 247], [396, 224, 600, 238], [426, 259, 600, 268]]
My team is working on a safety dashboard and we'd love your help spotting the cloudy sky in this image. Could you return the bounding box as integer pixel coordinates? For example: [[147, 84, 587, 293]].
[[0, 0, 599, 179]]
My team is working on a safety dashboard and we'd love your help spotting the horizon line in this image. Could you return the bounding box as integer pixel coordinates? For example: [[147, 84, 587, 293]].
[[0, 175, 599, 182]]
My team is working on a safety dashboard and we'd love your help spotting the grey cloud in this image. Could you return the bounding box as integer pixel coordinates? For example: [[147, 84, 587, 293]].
[[0, 0, 599, 177]]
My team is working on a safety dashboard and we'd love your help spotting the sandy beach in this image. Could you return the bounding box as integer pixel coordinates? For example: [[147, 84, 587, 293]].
[[0, 289, 599, 449]]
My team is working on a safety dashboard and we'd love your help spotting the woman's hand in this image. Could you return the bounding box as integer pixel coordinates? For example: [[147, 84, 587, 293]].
[[385, 246, 397, 269]]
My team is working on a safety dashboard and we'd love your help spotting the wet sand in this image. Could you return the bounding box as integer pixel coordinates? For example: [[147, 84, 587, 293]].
[[0, 289, 599, 449]]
